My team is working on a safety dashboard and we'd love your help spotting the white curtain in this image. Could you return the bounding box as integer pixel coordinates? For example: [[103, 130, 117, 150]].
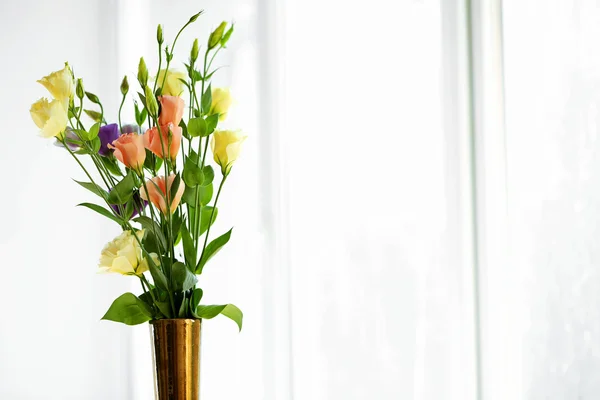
[[482, 1, 600, 399], [3, 0, 600, 399]]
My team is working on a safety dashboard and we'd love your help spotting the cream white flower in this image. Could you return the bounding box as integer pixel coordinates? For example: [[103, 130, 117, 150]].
[[30, 97, 68, 139], [211, 130, 247, 175], [155, 69, 187, 97], [210, 88, 233, 121], [37, 64, 75, 108], [99, 230, 158, 276]]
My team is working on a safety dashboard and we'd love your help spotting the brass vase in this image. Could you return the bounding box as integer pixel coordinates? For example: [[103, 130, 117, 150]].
[[150, 319, 202, 400]]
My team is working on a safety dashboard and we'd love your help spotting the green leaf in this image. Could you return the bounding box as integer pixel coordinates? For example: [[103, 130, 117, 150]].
[[107, 172, 136, 205], [138, 92, 147, 109], [102, 293, 152, 326], [72, 128, 93, 142], [148, 259, 169, 292], [74, 180, 107, 198], [134, 216, 167, 250], [177, 78, 191, 90], [183, 158, 204, 188], [189, 149, 200, 164], [204, 67, 223, 82], [169, 174, 182, 203], [181, 223, 196, 269], [201, 84, 212, 114], [193, 69, 203, 82], [221, 24, 234, 47], [172, 210, 183, 242], [91, 136, 101, 153], [179, 120, 190, 140], [77, 203, 121, 224], [68, 107, 80, 119], [101, 156, 123, 176], [196, 304, 243, 331], [190, 288, 203, 312], [188, 117, 207, 137], [184, 183, 214, 208], [202, 166, 214, 185], [124, 198, 135, 220], [138, 290, 159, 318], [199, 206, 218, 236], [135, 102, 148, 126], [156, 301, 172, 318], [205, 114, 219, 135], [88, 122, 101, 140], [196, 228, 232, 274], [171, 262, 197, 292], [178, 297, 189, 318]]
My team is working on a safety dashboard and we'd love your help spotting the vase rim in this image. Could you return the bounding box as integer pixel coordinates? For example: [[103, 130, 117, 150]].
[[150, 318, 202, 324]]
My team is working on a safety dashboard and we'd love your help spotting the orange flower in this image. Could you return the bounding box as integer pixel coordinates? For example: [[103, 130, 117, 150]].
[[139, 174, 184, 214], [143, 123, 182, 161], [158, 95, 184, 127], [108, 133, 146, 172]]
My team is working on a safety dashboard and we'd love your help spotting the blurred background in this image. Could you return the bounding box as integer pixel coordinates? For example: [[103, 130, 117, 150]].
[[1, 0, 600, 399]]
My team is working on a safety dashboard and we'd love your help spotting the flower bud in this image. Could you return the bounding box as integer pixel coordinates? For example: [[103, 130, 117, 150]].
[[120, 75, 129, 96], [76, 78, 84, 99], [84, 109, 103, 122], [189, 11, 202, 23], [144, 85, 158, 116], [208, 21, 227, 49], [191, 39, 199, 62], [138, 57, 148, 88], [85, 91, 100, 104], [157, 24, 164, 45], [221, 24, 234, 47]]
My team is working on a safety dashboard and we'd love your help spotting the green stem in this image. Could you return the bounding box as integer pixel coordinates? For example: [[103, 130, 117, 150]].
[[118, 94, 126, 132], [153, 44, 163, 93], [99, 102, 106, 124], [199, 174, 227, 263], [159, 16, 198, 91]]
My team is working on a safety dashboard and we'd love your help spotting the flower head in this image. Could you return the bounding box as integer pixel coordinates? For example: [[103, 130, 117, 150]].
[[139, 174, 185, 214], [158, 95, 185, 127], [211, 130, 247, 175], [109, 132, 146, 172], [156, 69, 187, 97], [98, 230, 158, 276], [30, 97, 68, 139], [143, 123, 182, 161], [210, 88, 233, 121], [37, 64, 75, 108], [98, 123, 120, 157]]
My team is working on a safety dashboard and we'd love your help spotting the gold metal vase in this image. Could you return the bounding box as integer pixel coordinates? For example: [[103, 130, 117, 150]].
[[151, 319, 202, 400]]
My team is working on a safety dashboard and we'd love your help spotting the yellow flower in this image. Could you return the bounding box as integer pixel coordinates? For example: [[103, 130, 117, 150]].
[[211, 130, 247, 175], [210, 88, 233, 121], [37, 64, 74, 108], [156, 69, 187, 97], [30, 98, 68, 139], [98, 230, 158, 276]]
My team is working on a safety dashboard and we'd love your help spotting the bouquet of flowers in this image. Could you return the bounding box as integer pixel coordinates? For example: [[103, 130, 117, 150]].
[[29, 11, 244, 330]]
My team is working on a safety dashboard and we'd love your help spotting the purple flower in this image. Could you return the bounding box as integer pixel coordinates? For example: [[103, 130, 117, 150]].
[[98, 123, 120, 156], [110, 190, 148, 220]]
